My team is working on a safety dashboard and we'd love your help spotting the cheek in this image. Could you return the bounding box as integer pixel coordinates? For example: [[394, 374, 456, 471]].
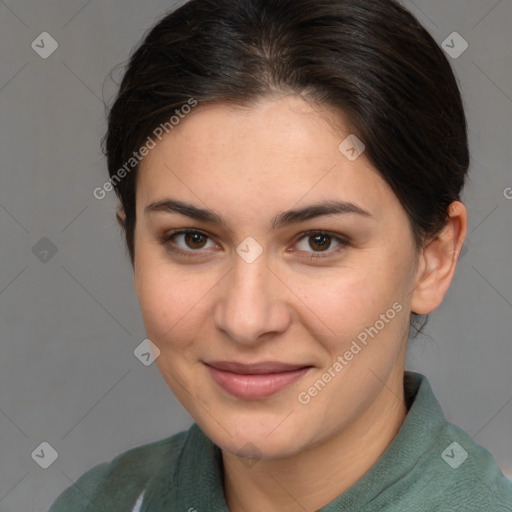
[[134, 254, 215, 347], [298, 258, 409, 355], [312, 274, 379, 339]]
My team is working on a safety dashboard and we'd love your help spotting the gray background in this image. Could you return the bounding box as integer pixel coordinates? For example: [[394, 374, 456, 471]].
[[0, 0, 511, 510]]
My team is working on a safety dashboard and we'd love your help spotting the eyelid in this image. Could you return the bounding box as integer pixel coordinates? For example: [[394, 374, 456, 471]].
[[160, 228, 351, 259], [160, 229, 220, 257], [290, 230, 351, 258]]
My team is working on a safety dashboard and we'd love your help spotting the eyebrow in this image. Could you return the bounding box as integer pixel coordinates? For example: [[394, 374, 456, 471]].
[[144, 198, 373, 229]]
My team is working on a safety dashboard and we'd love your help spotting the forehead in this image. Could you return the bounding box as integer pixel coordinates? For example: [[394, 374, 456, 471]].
[[136, 96, 397, 220]]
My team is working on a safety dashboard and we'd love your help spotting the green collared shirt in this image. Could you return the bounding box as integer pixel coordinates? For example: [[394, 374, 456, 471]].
[[48, 371, 512, 511]]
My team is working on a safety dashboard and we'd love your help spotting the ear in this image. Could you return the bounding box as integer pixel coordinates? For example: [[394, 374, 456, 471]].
[[410, 201, 467, 315], [116, 205, 126, 229]]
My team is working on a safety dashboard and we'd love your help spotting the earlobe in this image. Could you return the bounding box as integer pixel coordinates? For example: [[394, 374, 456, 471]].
[[116, 206, 126, 229], [410, 201, 467, 315]]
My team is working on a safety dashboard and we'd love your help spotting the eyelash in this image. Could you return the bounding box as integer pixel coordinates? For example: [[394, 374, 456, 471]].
[[159, 229, 350, 260]]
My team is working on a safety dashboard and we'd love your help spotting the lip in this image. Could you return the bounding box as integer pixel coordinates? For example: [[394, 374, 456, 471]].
[[205, 361, 313, 399]]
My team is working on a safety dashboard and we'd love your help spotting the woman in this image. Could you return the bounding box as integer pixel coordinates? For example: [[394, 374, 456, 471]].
[[49, 0, 512, 510]]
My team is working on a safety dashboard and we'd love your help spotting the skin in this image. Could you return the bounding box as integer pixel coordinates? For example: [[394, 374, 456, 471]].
[[122, 95, 467, 511]]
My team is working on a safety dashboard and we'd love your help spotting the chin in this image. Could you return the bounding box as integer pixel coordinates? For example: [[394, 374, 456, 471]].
[[198, 413, 314, 461], [223, 436, 306, 462]]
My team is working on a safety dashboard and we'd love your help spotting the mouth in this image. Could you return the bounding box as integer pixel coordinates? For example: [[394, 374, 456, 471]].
[[204, 360, 313, 399]]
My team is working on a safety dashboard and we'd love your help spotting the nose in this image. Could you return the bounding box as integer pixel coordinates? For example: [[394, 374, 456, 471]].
[[213, 253, 292, 346]]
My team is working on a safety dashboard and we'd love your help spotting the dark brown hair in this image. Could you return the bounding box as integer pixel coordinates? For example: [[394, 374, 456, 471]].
[[104, 0, 469, 334]]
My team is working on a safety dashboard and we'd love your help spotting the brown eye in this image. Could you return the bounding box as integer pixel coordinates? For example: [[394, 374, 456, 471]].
[[294, 231, 350, 258], [308, 234, 331, 252], [183, 232, 208, 249], [161, 229, 217, 254]]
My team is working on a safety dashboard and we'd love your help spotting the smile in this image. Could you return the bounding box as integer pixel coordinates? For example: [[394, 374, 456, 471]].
[[204, 361, 313, 399]]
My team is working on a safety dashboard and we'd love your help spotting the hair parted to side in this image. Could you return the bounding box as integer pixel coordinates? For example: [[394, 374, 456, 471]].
[[103, 0, 469, 336]]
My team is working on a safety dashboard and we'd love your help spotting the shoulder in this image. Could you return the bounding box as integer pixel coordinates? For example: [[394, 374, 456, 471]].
[[364, 372, 512, 511], [400, 373, 512, 510], [428, 419, 512, 510], [47, 428, 190, 512]]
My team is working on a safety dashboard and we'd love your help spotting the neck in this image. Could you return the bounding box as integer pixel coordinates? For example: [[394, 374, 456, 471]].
[[222, 367, 408, 512]]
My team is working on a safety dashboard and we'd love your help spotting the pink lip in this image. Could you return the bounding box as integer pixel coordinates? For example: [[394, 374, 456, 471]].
[[205, 361, 312, 399]]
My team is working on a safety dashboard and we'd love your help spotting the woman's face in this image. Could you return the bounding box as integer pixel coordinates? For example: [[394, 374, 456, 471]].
[[133, 95, 420, 459]]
